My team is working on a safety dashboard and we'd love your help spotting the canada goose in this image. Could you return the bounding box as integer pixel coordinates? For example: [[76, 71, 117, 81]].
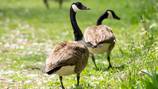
[[84, 10, 120, 69], [43, 0, 49, 9], [45, 2, 90, 89], [43, 0, 67, 9]]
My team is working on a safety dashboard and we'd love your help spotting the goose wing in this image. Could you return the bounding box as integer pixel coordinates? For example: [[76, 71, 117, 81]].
[[84, 25, 115, 46], [45, 41, 88, 74]]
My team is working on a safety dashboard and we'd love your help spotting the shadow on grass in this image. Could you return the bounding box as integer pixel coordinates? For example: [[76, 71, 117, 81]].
[[70, 83, 94, 89], [74, 85, 84, 89], [94, 63, 125, 71]]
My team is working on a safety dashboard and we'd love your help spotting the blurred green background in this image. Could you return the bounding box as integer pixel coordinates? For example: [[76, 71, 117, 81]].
[[0, 0, 158, 89]]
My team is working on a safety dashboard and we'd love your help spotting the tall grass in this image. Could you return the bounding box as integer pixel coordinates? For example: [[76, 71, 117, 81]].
[[0, 0, 158, 88]]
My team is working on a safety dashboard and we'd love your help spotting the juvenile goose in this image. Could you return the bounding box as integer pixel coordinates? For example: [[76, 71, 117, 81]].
[[45, 2, 89, 89], [84, 10, 120, 69]]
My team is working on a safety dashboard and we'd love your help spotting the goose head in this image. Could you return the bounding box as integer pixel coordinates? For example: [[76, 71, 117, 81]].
[[71, 2, 90, 12], [104, 10, 120, 20]]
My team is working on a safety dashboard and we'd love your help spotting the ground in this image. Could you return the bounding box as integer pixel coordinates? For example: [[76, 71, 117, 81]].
[[0, 0, 158, 89]]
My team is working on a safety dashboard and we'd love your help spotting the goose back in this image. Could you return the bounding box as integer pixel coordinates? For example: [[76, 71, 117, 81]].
[[84, 25, 115, 53], [84, 25, 115, 46], [45, 41, 89, 76]]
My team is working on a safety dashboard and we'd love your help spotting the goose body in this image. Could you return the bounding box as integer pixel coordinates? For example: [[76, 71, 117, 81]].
[[44, 2, 89, 89], [56, 65, 75, 76], [84, 10, 120, 69], [84, 25, 115, 54], [45, 41, 89, 76]]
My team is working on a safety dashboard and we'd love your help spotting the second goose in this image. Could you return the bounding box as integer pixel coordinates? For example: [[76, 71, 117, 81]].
[[84, 10, 120, 69]]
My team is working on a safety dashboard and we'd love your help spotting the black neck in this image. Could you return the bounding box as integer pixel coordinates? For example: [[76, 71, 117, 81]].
[[96, 13, 108, 25], [70, 7, 83, 41]]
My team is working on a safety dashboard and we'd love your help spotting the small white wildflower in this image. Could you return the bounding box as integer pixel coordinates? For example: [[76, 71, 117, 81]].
[[4, 43, 10, 48], [149, 23, 157, 29], [139, 69, 152, 76], [25, 80, 32, 84], [0, 70, 15, 75]]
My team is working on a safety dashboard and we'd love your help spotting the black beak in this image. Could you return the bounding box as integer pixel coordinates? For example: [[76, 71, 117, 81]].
[[85, 8, 90, 10], [112, 12, 120, 20], [81, 4, 90, 10], [106, 9, 120, 20], [114, 15, 120, 20]]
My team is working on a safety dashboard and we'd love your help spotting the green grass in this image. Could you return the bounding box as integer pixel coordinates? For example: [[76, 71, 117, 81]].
[[0, 0, 158, 89]]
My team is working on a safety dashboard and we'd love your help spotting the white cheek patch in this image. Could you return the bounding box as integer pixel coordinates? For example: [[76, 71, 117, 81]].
[[107, 11, 113, 19], [72, 4, 80, 12]]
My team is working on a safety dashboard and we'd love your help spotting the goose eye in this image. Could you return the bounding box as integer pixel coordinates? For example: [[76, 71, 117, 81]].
[[77, 3, 82, 8]]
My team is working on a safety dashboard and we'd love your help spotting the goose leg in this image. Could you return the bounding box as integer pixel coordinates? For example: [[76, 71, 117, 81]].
[[59, 0, 63, 8], [76, 73, 80, 86], [107, 53, 112, 69], [43, 0, 49, 9], [59, 76, 65, 89], [91, 53, 98, 69], [107, 42, 115, 69]]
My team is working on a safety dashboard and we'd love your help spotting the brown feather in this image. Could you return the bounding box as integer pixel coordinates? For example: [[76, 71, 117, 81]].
[[84, 25, 115, 45], [84, 25, 115, 53], [45, 41, 89, 75]]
